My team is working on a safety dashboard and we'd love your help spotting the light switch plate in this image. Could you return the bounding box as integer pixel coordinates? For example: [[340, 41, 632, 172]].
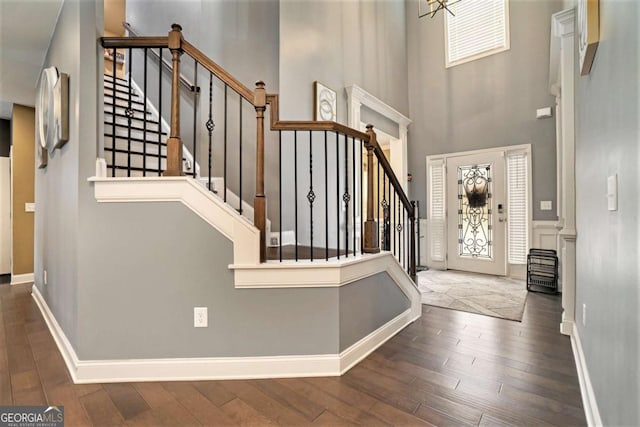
[[25, 202, 35, 212], [607, 174, 617, 211], [540, 201, 552, 211], [536, 107, 552, 119]]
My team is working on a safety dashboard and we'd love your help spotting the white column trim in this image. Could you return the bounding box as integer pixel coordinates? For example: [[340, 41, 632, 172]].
[[550, 8, 577, 335]]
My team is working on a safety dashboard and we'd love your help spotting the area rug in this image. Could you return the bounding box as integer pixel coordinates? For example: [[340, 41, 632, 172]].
[[417, 269, 527, 321]]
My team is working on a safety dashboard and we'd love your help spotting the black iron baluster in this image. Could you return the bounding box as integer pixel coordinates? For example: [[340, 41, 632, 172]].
[[381, 172, 387, 251], [344, 134, 349, 258], [308, 130, 314, 262], [393, 187, 396, 256], [360, 139, 363, 254], [223, 85, 228, 201], [279, 131, 282, 262], [336, 132, 340, 260], [143, 48, 148, 176], [399, 199, 403, 268], [352, 137, 356, 257], [127, 47, 133, 177], [324, 131, 328, 261], [294, 131, 298, 261], [157, 48, 163, 176], [377, 160, 381, 251], [111, 48, 116, 177], [238, 95, 243, 215], [206, 72, 214, 191], [192, 61, 198, 178]]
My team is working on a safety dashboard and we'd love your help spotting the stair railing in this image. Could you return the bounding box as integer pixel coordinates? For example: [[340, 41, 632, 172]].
[[100, 24, 416, 278]]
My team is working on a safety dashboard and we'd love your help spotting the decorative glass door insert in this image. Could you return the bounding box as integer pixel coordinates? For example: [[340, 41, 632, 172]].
[[457, 163, 492, 259]]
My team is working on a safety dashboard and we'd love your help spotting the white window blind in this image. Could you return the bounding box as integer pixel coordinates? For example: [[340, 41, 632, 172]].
[[445, 0, 510, 67], [428, 160, 446, 262], [506, 152, 528, 264]]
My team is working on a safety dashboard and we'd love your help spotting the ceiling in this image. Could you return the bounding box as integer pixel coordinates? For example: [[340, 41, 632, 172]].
[[0, 0, 64, 119]]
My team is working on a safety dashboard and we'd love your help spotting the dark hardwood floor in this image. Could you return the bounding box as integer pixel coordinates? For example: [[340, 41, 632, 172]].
[[0, 282, 586, 426]]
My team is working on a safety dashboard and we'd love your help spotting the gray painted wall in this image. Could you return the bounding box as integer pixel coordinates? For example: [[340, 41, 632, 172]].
[[406, 0, 562, 221], [0, 119, 10, 157], [75, 201, 409, 359], [278, 0, 409, 246], [339, 272, 409, 351], [574, 1, 639, 425], [34, 0, 97, 348]]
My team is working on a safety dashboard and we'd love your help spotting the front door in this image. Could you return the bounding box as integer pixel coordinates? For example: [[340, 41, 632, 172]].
[[446, 151, 507, 275]]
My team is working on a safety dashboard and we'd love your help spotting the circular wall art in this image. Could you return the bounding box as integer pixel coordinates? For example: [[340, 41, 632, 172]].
[[314, 81, 337, 122]]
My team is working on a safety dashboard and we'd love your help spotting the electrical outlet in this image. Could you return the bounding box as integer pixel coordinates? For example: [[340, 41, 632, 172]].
[[270, 237, 278, 246], [194, 307, 208, 328], [582, 304, 587, 326], [44, 270, 47, 286]]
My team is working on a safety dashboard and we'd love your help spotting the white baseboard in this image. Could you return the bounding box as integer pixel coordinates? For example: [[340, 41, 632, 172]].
[[11, 272, 34, 285], [570, 322, 603, 427], [32, 284, 416, 384]]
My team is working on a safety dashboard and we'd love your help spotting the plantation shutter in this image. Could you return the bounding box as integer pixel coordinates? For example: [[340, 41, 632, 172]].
[[446, 0, 509, 66], [506, 152, 528, 264], [428, 160, 446, 262]]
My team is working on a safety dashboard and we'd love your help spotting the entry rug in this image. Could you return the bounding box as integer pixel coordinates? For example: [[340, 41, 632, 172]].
[[417, 269, 527, 321]]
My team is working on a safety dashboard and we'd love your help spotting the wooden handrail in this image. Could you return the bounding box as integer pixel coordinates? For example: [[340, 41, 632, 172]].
[[182, 40, 255, 103], [122, 22, 199, 93], [101, 36, 169, 48]]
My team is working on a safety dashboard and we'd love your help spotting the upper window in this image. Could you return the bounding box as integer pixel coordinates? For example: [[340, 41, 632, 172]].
[[445, 0, 510, 67]]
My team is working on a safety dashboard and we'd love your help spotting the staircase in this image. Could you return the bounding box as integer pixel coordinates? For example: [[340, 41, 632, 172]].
[[103, 74, 194, 177]]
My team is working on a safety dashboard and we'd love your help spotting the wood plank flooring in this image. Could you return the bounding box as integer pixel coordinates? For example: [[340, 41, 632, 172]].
[[0, 282, 586, 426]]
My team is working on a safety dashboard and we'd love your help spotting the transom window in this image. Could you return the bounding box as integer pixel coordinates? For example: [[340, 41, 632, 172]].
[[445, 0, 510, 67]]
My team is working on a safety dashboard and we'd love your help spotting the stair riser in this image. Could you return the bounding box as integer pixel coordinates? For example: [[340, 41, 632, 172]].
[[104, 87, 142, 100], [108, 127, 167, 142], [104, 96, 145, 109], [105, 116, 162, 132], [105, 138, 164, 155], [104, 108, 151, 122], [108, 152, 166, 170]]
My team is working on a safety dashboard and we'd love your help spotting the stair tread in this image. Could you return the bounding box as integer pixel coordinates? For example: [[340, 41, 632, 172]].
[[104, 94, 146, 106], [104, 103, 151, 115]]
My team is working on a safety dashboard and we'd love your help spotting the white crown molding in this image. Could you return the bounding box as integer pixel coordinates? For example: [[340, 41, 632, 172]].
[[553, 8, 576, 38], [32, 284, 417, 383], [11, 273, 34, 285], [345, 85, 412, 127], [569, 322, 603, 427]]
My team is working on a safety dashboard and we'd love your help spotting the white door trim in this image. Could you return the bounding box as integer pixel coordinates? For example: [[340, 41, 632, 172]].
[[426, 144, 533, 276], [346, 85, 411, 191]]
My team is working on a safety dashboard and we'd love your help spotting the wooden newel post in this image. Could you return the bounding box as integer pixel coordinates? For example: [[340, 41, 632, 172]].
[[254, 81, 267, 262], [165, 23, 184, 176], [409, 201, 416, 280], [364, 125, 380, 253]]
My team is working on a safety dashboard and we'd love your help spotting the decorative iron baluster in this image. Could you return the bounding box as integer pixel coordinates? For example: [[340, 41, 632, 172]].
[[143, 48, 148, 176], [294, 131, 298, 261], [343, 133, 350, 257], [279, 130, 282, 262], [127, 47, 133, 176], [111, 48, 116, 177], [223, 84, 227, 201], [192, 61, 198, 178], [352, 137, 356, 256], [308, 131, 315, 261], [336, 132, 340, 260], [157, 48, 163, 176], [324, 131, 328, 261], [360, 139, 364, 254], [238, 95, 243, 215], [206, 71, 214, 191]]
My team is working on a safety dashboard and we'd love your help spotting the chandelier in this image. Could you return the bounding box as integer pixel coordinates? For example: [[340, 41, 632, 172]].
[[419, 0, 463, 19]]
